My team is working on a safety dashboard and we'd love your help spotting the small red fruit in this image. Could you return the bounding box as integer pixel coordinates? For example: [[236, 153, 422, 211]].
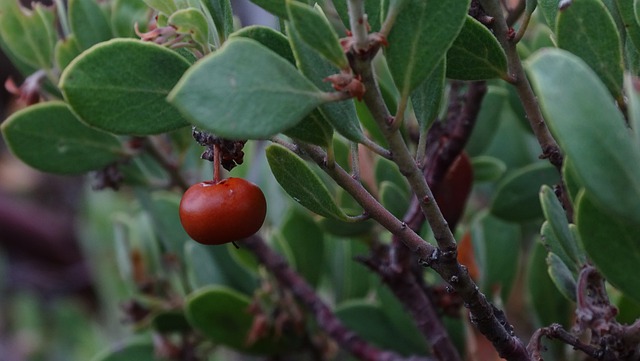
[[179, 177, 267, 245]]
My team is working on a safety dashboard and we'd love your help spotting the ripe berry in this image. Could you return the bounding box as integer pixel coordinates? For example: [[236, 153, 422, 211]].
[[179, 178, 267, 245]]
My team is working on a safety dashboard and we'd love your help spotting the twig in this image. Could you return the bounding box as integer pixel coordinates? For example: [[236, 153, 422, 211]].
[[361, 245, 462, 361], [241, 235, 434, 361], [298, 143, 531, 361], [478, 0, 563, 171], [527, 324, 602, 360]]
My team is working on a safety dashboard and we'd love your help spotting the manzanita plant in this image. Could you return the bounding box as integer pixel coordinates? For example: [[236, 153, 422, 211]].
[[2, 0, 640, 360]]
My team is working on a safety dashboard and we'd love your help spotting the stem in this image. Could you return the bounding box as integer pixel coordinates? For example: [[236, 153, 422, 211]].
[[527, 324, 602, 360], [350, 142, 361, 179], [362, 246, 462, 361], [299, 143, 531, 361], [352, 58, 456, 253], [241, 235, 434, 361], [479, 0, 563, 170], [347, 0, 369, 51], [379, 0, 407, 37], [213, 144, 221, 183]]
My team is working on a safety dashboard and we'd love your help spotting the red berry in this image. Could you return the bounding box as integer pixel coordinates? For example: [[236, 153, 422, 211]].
[[179, 178, 267, 245]]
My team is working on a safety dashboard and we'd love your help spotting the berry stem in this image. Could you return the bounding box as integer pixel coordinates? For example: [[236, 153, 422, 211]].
[[213, 143, 222, 183]]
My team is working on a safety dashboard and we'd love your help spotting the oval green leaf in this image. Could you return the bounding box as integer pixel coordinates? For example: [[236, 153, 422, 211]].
[[557, 0, 623, 99], [546, 252, 577, 302], [168, 8, 210, 49], [287, 23, 366, 143], [112, 0, 150, 38], [576, 191, 640, 303], [446, 15, 508, 80], [169, 38, 327, 139], [385, 0, 469, 99], [280, 208, 325, 287], [91, 339, 155, 361], [411, 60, 445, 131], [69, 0, 113, 51], [471, 155, 507, 182], [0, 1, 56, 69], [540, 185, 586, 268], [335, 300, 428, 356], [471, 212, 521, 301], [266, 144, 347, 220], [287, 1, 348, 69], [490, 162, 560, 222], [230, 25, 296, 64], [185, 286, 299, 354], [60, 39, 191, 135], [1, 102, 124, 174], [526, 48, 640, 226]]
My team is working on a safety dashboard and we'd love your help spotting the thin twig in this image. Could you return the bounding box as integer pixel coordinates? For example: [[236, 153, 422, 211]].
[[479, 0, 563, 170]]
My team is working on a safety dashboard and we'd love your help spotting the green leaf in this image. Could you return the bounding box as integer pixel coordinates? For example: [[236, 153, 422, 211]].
[[325, 236, 372, 301], [111, 0, 150, 37], [446, 15, 508, 80], [60, 39, 191, 135], [538, 0, 559, 25], [540, 185, 586, 269], [1, 102, 123, 175], [186, 286, 299, 354], [69, 0, 113, 50], [142, 0, 178, 15], [0, 1, 56, 69], [202, 0, 234, 41], [185, 242, 227, 288], [91, 339, 155, 361], [528, 242, 572, 328], [55, 35, 82, 71], [335, 301, 428, 356], [230, 25, 296, 65], [280, 208, 325, 287], [465, 85, 508, 156], [168, 8, 210, 49], [539, 222, 575, 281], [266, 145, 348, 220], [562, 156, 582, 204], [527, 48, 640, 226], [576, 191, 640, 303], [284, 109, 334, 147], [287, 1, 348, 69], [557, 0, 623, 99], [169, 38, 326, 139], [374, 157, 409, 195], [546, 252, 577, 302], [249, 0, 289, 19], [491, 162, 560, 222], [379, 181, 410, 218], [152, 310, 191, 333], [145, 191, 190, 258], [617, 0, 640, 51], [287, 23, 366, 143], [411, 61, 445, 131], [471, 212, 521, 301], [385, 0, 469, 99], [471, 155, 506, 182]]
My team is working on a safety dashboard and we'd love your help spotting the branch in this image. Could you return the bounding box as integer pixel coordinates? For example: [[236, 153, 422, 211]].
[[361, 245, 461, 361], [478, 0, 563, 170], [298, 143, 531, 361], [241, 235, 434, 361]]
